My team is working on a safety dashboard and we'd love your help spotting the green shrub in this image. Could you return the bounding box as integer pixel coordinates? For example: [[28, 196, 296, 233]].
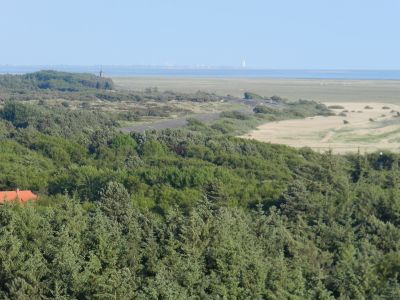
[[328, 105, 345, 109]]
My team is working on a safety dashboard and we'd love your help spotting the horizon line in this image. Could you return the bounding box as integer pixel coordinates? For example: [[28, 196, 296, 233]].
[[1, 64, 400, 72]]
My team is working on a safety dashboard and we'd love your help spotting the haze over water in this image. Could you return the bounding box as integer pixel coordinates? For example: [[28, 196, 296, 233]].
[[1, 66, 400, 80]]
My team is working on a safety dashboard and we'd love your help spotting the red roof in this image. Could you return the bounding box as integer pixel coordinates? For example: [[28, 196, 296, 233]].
[[0, 190, 38, 203]]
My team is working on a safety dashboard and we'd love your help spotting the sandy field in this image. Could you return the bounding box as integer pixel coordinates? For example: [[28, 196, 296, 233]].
[[114, 77, 400, 104], [242, 102, 400, 154]]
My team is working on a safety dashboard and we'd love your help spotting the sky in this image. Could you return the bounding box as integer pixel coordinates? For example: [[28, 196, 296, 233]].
[[1, 0, 399, 69]]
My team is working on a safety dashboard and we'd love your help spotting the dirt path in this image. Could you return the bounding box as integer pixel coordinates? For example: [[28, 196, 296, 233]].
[[321, 130, 335, 143], [321, 123, 346, 143]]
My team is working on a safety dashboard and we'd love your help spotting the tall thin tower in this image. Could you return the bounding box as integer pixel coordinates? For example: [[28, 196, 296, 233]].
[[241, 58, 246, 69]]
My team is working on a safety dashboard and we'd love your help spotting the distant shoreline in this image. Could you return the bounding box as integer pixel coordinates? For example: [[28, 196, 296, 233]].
[[2, 66, 400, 80]]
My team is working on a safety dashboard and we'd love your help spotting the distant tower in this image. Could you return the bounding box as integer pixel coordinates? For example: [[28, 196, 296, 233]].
[[99, 66, 103, 78], [241, 58, 246, 69]]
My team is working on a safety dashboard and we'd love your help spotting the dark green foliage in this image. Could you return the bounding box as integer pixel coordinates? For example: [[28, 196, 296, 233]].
[[244, 92, 285, 102], [94, 88, 224, 104], [0, 140, 53, 191], [0, 77, 399, 298], [253, 99, 333, 118], [244, 91, 263, 99], [253, 105, 278, 114], [220, 110, 250, 120], [1, 101, 32, 128], [0, 70, 114, 91], [0, 102, 116, 138], [328, 105, 345, 109], [1, 126, 400, 298]]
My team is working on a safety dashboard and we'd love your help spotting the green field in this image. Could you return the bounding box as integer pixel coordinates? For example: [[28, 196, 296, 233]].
[[114, 77, 400, 104]]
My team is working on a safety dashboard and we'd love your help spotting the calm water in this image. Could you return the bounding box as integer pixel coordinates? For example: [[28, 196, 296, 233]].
[[1, 65, 400, 80]]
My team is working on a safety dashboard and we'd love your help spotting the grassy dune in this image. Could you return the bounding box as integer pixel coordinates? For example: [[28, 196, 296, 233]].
[[114, 77, 400, 153], [242, 102, 400, 153]]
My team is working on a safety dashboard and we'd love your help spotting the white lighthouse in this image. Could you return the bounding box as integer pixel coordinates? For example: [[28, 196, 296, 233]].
[[241, 58, 246, 69]]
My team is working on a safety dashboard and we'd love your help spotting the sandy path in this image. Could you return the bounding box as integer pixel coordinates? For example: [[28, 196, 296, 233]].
[[321, 130, 335, 143], [321, 123, 346, 143]]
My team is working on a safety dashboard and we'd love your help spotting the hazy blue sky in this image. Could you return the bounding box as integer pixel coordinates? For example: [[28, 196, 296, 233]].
[[1, 0, 399, 69]]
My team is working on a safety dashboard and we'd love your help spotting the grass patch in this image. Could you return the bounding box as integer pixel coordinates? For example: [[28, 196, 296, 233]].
[[337, 127, 400, 143]]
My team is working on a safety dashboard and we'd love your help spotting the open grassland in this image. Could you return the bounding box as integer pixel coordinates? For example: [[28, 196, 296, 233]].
[[114, 77, 400, 104], [242, 102, 400, 153], [115, 77, 400, 153]]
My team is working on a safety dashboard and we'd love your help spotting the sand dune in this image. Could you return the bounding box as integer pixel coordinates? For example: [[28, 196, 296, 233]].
[[242, 102, 400, 154]]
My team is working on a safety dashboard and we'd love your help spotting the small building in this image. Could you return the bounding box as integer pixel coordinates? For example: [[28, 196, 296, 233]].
[[0, 189, 38, 203]]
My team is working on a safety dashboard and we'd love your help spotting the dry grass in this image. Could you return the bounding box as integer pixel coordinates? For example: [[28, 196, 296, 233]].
[[241, 102, 400, 154], [113, 77, 400, 104]]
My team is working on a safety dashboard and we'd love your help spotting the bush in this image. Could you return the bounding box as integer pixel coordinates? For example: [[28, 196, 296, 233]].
[[328, 105, 345, 109], [0, 70, 114, 91], [244, 92, 263, 100], [210, 122, 234, 134], [253, 105, 277, 114], [268, 95, 285, 102], [221, 111, 250, 120]]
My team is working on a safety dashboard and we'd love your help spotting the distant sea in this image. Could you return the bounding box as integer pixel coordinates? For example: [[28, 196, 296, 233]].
[[1, 65, 400, 80]]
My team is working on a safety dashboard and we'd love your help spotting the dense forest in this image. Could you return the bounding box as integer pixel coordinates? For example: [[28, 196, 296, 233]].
[[0, 72, 399, 299], [0, 70, 114, 91]]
